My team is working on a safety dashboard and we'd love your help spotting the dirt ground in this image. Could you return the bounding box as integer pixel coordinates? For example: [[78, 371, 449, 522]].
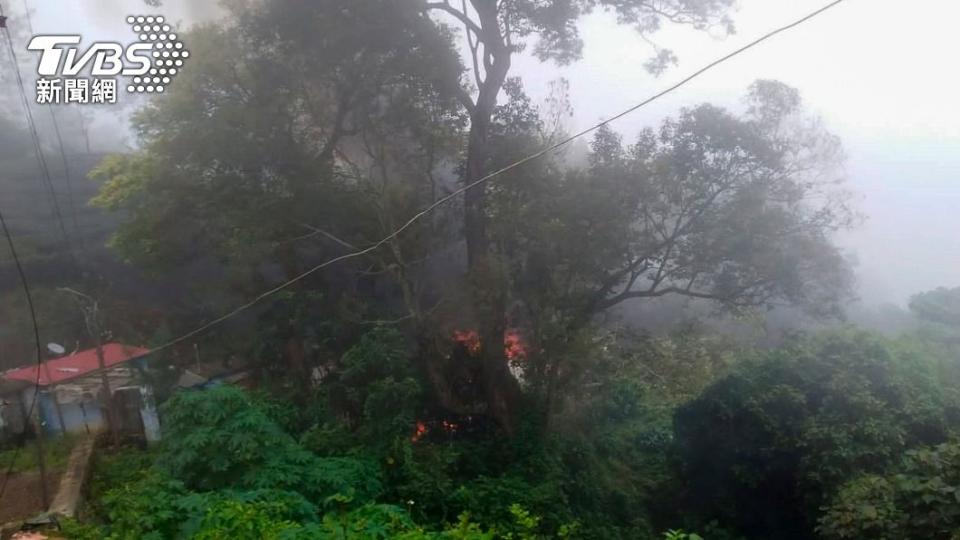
[[0, 472, 61, 526]]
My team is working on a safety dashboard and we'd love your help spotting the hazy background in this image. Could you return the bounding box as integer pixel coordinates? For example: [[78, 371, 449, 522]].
[[10, 0, 959, 306]]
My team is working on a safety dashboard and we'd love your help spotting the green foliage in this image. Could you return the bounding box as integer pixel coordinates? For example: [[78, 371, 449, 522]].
[[188, 491, 318, 540], [909, 287, 960, 356], [663, 530, 703, 540], [313, 503, 420, 539], [0, 433, 77, 473], [302, 327, 420, 458], [675, 330, 960, 539], [481, 81, 855, 406], [910, 287, 960, 328], [817, 476, 902, 539], [84, 474, 324, 540], [158, 385, 382, 504], [76, 443, 556, 540], [58, 518, 106, 540], [819, 442, 960, 540], [335, 327, 420, 444]]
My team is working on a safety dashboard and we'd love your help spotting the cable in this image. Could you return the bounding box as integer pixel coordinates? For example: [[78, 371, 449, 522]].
[[0, 206, 45, 501], [0, 0, 69, 502], [0, 0, 79, 271], [138, 0, 848, 356], [20, 0, 86, 252]]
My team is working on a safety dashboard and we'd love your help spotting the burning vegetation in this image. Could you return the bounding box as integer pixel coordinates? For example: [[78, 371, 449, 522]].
[[451, 328, 528, 361]]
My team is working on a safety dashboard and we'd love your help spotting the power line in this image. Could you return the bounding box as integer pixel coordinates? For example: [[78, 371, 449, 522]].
[[0, 205, 47, 503], [0, 0, 79, 272], [140, 0, 850, 356], [20, 0, 86, 252], [0, 0, 67, 504]]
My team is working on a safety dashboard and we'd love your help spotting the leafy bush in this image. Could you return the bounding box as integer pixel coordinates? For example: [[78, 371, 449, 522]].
[[157, 385, 382, 504], [85, 477, 323, 539], [305, 327, 421, 454], [674, 331, 959, 539], [819, 442, 960, 540]]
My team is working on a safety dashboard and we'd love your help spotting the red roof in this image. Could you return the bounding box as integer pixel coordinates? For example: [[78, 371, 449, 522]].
[[2, 343, 151, 386]]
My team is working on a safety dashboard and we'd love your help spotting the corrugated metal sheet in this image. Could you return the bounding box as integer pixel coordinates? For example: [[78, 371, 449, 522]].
[[1, 343, 150, 386]]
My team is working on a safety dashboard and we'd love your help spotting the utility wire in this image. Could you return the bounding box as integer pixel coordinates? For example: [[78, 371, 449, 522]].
[[0, 0, 72, 503], [0, 0, 79, 271], [0, 205, 45, 502], [21, 0, 86, 252], [143, 0, 849, 357]]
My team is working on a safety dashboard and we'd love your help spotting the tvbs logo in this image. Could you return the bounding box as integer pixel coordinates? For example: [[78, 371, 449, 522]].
[[27, 15, 189, 104]]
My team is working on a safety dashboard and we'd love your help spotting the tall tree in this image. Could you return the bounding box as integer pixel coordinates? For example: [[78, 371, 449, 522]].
[[909, 286, 960, 347], [483, 80, 856, 418], [420, 0, 737, 430], [92, 0, 465, 378]]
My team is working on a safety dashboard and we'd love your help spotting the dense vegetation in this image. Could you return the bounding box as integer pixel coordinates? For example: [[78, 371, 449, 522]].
[[67, 324, 960, 539], [2, 0, 959, 539]]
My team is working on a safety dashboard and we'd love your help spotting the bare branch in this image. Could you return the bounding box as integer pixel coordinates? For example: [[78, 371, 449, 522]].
[[424, 0, 483, 36], [463, 0, 484, 88]]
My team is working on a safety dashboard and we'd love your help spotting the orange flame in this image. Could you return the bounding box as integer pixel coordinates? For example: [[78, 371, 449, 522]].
[[504, 329, 527, 361], [451, 328, 528, 361], [411, 419, 460, 443], [411, 421, 428, 442], [452, 329, 481, 355]]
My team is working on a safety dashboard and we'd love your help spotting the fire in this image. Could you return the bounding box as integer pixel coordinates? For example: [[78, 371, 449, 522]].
[[411, 421, 428, 442], [411, 419, 459, 443], [504, 329, 527, 361], [452, 329, 481, 355], [451, 328, 528, 361]]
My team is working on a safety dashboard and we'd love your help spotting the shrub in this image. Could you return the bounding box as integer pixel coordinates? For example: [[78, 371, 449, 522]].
[[674, 331, 959, 539], [157, 385, 382, 504], [819, 442, 960, 540]]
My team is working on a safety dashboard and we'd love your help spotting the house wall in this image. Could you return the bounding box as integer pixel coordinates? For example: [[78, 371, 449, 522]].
[[37, 391, 104, 436], [0, 389, 28, 441], [35, 387, 160, 439]]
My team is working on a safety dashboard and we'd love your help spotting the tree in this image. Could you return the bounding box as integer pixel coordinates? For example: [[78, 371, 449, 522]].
[[819, 442, 960, 540], [483, 81, 855, 418], [92, 0, 466, 381], [420, 0, 738, 431], [909, 287, 960, 350], [910, 287, 960, 327], [674, 331, 959, 539]]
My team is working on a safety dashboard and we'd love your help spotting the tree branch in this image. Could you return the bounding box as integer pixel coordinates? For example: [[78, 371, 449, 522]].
[[597, 285, 720, 310], [463, 0, 484, 88], [424, 1, 483, 37]]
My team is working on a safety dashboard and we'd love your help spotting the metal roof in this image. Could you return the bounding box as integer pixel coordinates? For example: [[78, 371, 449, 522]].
[[1, 343, 151, 387]]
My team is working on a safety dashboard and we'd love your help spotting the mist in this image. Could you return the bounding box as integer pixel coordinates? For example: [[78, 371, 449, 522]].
[[10, 0, 959, 308], [1, 1, 959, 538]]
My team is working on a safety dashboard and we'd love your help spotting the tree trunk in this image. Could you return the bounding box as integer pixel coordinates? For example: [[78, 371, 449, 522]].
[[461, 16, 517, 431]]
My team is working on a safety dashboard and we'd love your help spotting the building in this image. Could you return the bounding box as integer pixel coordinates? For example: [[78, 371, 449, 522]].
[[0, 378, 31, 442], [0, 343, 160, 441]]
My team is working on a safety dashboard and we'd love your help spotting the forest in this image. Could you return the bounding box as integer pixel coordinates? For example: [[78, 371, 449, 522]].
[[1, 0, 959, 539]]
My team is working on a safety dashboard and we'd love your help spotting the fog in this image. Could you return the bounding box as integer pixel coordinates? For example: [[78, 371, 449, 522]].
[[3, 2, 960, 535], [12, 0, 957, 307], [510, 0, 960, 306]]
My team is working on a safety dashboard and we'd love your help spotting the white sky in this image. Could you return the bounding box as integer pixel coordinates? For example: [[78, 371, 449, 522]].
[[21, 0, 960, 305], [512, 0, 960, 305]]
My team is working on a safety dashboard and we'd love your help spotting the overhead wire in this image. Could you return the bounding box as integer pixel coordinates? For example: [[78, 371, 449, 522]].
[[0, 205, 45, 501], [0, 0, 79, 272], [140, 0, 849, 357], [0, 0, 75, 502], [0, 0, 850, 504], [0, 0, 850, 503], [21, 0, 86, 252]]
